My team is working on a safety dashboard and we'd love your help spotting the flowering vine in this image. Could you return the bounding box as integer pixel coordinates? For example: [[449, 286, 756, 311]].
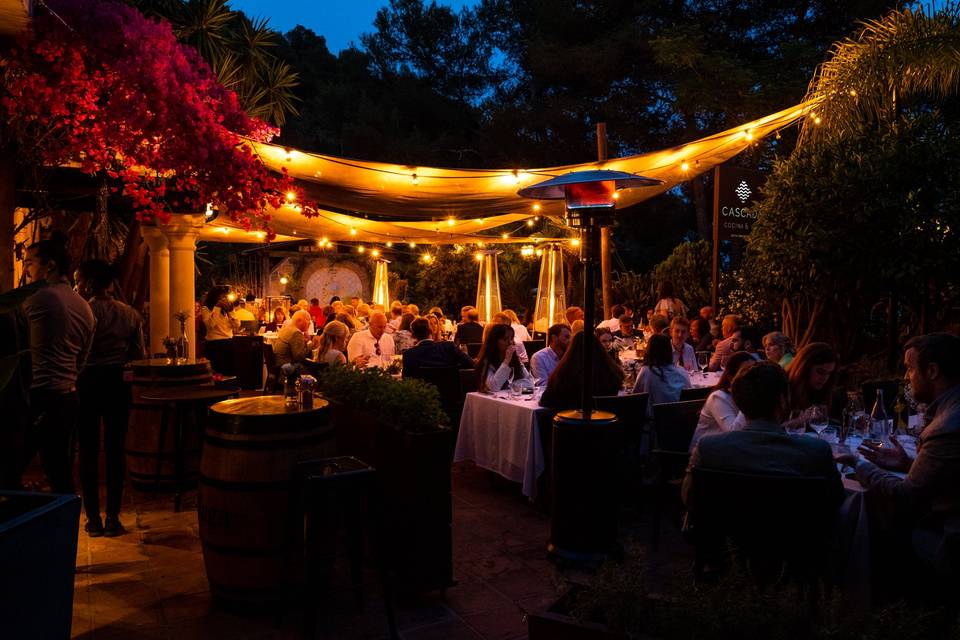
[[0, 0, 310, 236]]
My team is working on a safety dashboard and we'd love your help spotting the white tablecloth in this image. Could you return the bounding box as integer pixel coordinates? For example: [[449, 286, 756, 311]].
[[454, 392, 549, 499]]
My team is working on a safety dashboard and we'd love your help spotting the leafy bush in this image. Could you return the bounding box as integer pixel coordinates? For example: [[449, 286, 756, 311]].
[[651, 239, 712, 311], [317, 364, 449, 432]]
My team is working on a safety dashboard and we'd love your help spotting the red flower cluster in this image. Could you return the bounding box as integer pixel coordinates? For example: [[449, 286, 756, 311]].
[[0, 0, 303, 234]]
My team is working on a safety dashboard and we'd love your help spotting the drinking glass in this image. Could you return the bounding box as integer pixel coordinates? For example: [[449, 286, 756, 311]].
[[509, 381, 524, 399], [696, 351, 710, 379], [809, 404, 829, 438]]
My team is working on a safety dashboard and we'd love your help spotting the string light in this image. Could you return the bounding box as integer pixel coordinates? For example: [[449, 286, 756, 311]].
[[357, 246, 365, 254], [227, 292, 237, 302], [478, 218, 485, 224], [386, 241, 393, 247], [474, 252, 483, 262], [521, 245, 534, 256], [812, 114, 821, 125], [477, 240, 484, 247], [512, 169, 521, 185], [535, 249, 543, 257], [411, 173, 419, 185], [279, 276, 288, 285], [447, 217, 456, 226], [570, 238, 580, 247], [284, 148, 292, 161], [526, 219, 535, 227], [255, 231, 265, 239], [501, 232, 509, 239], [218, 226, 230, 234], [681, 161, 690, 172], [745, 130, 754, 142], [849, 89, 857, 97], [285, 191, 296, 202], [350, 227, 357, 236], [371, 249, 380, 258], [409, 241, 416, 248], [422, 253, 433, 264], [532, 203, 541, 212], [612, 192, 620, 200]]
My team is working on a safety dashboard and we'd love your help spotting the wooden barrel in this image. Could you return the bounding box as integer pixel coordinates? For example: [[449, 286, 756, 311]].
[[126, 358, 212, 489], [198, 396, 336, 606]]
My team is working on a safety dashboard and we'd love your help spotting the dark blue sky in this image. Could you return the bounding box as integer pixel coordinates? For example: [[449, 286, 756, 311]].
[[228, 0, 478, 53]]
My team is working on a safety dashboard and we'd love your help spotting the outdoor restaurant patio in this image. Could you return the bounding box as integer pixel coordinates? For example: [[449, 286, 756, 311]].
[[4, 1, 960, 639]]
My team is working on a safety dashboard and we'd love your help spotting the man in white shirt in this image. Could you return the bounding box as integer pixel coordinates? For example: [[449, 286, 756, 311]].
[[530, 323, 571, 386], [597, 304, 627, 334], [670, 316, 696, 373], [347, 311, 395, 367]]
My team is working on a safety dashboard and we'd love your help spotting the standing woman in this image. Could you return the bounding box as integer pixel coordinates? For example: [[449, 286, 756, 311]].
[[653, 281, 688, 321], [76, 260, 145, 537], [201, 286, 238, 374]]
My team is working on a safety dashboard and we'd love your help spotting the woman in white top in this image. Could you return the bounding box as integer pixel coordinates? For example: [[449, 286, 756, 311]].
[[633, 334, 690, 417], [200, 286, 238, 373], [688, 351, 755, 452], [502, 309, 531, 343], [653, 281, 688, 321], [313, 320, 349, 366], [475, 323, 532, 392]]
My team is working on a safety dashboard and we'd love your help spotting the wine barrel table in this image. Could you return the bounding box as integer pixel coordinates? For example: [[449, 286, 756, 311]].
[[126, 358, 212, 489], [198, 395, 336, 607]]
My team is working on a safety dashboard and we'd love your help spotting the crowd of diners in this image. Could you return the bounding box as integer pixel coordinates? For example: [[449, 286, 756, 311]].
[[9, 238, 960, 602]]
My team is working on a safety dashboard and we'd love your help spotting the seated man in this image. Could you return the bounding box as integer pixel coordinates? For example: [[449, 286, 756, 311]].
[[454, 307, 484, 345], [708, 314, 742, 371], [402, 318, 474, 378], [273, 310, 319, 367], [346, 311, 396, 367], [530, 323, 571, 386], [683, 360, 843, 505], [612, 313, 638, 342], [836, 333, 960, 573]]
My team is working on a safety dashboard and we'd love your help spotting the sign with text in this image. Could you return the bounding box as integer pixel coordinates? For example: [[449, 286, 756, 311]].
[[713, 166, 765, 243]]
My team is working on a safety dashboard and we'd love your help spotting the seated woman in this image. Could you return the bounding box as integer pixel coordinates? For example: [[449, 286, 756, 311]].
[[688, 351, 754, 451], [313, 320, 348, 366], [475, 323, 532, 392], [762, 331, 796, 369], [633, 333, 691, 416], [782, 342, 839, 431], [393, 312, 417, 352], [426, 314, 443, 342], [540, 331, 624, 410], [264, 306, 286, 332], [595, 326, 620, 364]]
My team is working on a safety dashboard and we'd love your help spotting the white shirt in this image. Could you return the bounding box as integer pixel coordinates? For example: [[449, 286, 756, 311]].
[[671, 341, 696, 373], [234, 307, 255, 322], [346, 329, 396, 367], [483, 360, 533, 392], [510, 322, 531, 343], [597, 318, 620, 334], [654, 297, 688, 320], [689, 389, 746, 452], [386, 316, 402, 333], [202, 306, 238, 341], [529, 347, 561, 386], [632, 364, 691, 417]]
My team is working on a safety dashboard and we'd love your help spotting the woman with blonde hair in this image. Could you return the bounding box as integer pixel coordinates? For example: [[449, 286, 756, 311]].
[[426, 314, 443, 341], [762, 331, 796, 368], [314, 320, 348, 366]]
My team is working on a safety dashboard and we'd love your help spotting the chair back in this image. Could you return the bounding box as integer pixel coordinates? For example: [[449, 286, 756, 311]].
[[523, 340, 545, 357], [459, 368, 480, 394], [466, 343, 483, 359], [262, 342, 280, 393], [689, 467, 836, 580], [680, 386, 713, 402], [652, 398, 706, 455], [861, 379, 899, 415], [594, 393, 649, 435]]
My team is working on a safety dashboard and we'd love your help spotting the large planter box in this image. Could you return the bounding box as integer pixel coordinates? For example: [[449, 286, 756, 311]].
[[331, 401, 454, 593], [0, 491, 82, 639]]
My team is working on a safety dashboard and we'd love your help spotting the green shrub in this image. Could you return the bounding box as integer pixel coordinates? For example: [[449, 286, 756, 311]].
[[317, 364, 449, 432]]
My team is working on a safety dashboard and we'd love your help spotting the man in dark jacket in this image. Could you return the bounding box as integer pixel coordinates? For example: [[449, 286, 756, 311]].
[[453, 307, 484, 346], [404, 318, 474, 378]]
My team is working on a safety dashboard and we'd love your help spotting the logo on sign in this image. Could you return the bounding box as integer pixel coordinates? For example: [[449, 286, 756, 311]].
[[735, 181, 752, 203]]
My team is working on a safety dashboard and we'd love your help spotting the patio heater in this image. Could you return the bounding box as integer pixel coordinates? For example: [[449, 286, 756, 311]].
[[519, 170, 663, 563], [475, 249, 503, 324], [532, 242, 566, 335], [372, 259, 391, 308], [518, 170, 662, 417]]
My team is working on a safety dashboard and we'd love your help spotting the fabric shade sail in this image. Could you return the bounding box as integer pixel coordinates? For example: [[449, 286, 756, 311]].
[[244, 100, 818, 221]]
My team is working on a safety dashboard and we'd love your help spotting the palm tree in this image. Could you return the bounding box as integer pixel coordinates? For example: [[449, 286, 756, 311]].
[[799, 3, 960, 145], [128, 0, 299, 125]]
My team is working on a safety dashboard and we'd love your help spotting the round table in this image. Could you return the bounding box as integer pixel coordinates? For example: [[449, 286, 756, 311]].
[[138, 386, 238, 512]]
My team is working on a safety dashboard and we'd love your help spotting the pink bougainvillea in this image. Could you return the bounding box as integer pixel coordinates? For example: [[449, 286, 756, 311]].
[[0, 0, 306, 234]]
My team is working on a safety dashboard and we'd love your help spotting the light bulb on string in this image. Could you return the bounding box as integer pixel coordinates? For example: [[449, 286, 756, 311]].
[[570, 238, 580, 247], [681, 161, 690, 172], [285, 191, 296, 202], [474, 252, 483, 262], [527, 219, 535, 227], [409, 241, 416, 248], [279, 275, 289, 285], [447, 217, 456, 226], [350, 227, 357, 236], [501, 233, 509, 239], [371, 249, 380, 258], [357, 246, 365, 254], [532, 203, 541, 212], [411, 173, 419, 185], [386, 241, 393, 247], [745, 130, 754, 142]]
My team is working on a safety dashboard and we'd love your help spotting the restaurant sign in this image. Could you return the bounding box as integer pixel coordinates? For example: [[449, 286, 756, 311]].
[[713, 165, 765, 243]]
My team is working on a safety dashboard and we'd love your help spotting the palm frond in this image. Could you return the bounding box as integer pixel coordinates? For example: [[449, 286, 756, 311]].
[[800, 3, 960, 145], [177, 0, 236, 62]]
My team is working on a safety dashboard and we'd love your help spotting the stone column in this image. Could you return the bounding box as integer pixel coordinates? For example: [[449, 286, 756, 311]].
[[163, 214, 203, 359], [140, 225, 170, 356]]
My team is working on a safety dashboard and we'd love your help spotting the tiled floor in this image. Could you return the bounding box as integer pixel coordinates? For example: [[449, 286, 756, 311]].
[[69, 464, 574, 639]]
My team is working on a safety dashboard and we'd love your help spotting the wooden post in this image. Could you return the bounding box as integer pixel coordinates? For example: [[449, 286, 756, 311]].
[[711, 166, 720, 311], [0, 151, 15, 292], [597, 123, 612, 321]]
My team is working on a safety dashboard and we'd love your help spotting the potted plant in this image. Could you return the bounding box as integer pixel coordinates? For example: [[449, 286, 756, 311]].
[[317, 365, 454, 593]]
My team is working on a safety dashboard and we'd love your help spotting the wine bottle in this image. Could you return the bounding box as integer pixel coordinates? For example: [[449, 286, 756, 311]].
[[870, 389, 892, 444]]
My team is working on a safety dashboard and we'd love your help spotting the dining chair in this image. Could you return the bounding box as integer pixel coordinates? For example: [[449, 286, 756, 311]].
[[262, 342, 280, 394], [687, 467, 836, 586], [523, 340, 545, 357], [406, 365, 465, 426], [459, 368, 480, 395], [595, 392, 651, 500], [466, 343, 483, 359], [649, 398, 706, 548], [680, 386, 713, 402]]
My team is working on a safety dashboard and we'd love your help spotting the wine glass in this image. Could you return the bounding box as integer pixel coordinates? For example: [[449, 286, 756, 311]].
[[809, 404, 829, 439], [696, 351, 710, 379]]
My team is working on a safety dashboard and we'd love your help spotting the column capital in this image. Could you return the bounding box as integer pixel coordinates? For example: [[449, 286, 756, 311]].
[[161, 212, 204, 250], [140, 225, 169, 253]]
